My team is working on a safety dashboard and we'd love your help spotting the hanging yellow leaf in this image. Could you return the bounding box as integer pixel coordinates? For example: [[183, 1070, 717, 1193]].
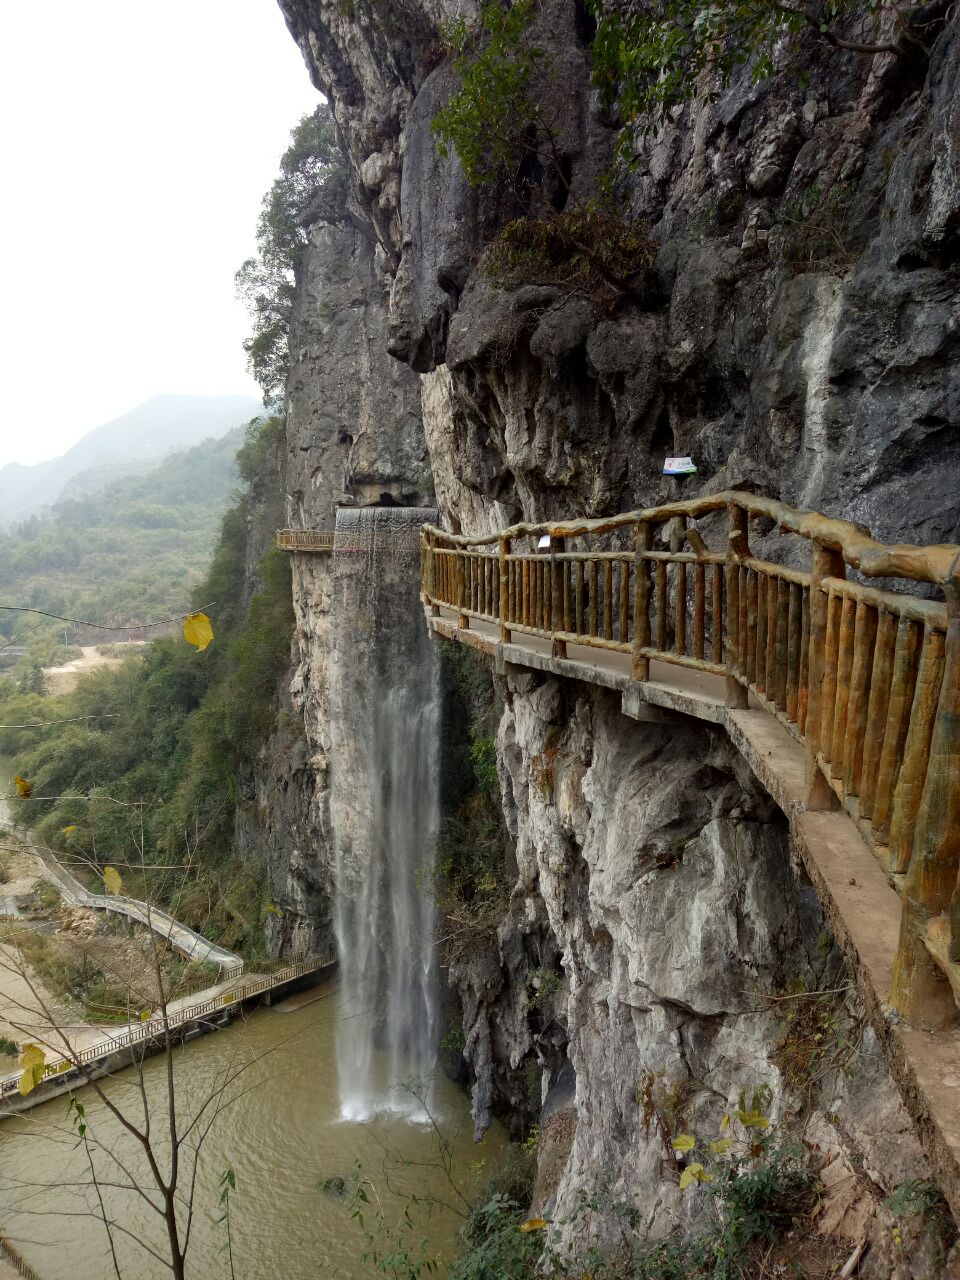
[[103, 866, 122, 896], [737, 1109, 769, 1130], [678, 1163, 712, 1191], [14, 775, 32, 798], [671, 1134, 696, 1153], [140, 1008, 152, 1022], [18, 1043, 46, 1096], [183, 612, 214, 651], [518, 1218, 547, 1233], [61, 824, 77, 836], [709, 1138, 733, 1154]]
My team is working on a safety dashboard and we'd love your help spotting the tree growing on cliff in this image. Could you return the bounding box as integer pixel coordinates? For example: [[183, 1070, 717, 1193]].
[[236, 106, 348, 399], [433, 0, 564, 192]]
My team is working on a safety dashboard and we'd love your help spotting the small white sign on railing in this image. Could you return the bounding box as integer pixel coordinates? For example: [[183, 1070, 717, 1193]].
[[538, 535, 551, 550]]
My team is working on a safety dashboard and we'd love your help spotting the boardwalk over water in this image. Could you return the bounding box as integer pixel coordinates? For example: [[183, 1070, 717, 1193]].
[[0, 952, 336, 1112], [419, 490, 960, 1213]]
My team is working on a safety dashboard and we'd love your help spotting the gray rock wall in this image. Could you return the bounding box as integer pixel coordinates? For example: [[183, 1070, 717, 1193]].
[[271, 198, 429, 958], [457, 670, 944, 1265], [279, 0, 959, 543]]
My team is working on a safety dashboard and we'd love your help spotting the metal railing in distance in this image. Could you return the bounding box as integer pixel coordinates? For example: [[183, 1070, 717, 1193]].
[[0, 952, 336, 1099], [420, 491, 960, 1030], [42, 857, 243, 973], [0, 1236, 45, 1280], [276, 529, 336, 552]]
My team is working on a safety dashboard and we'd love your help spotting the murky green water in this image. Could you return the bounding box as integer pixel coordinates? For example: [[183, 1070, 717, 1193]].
[[0, 758, 503, 1279]]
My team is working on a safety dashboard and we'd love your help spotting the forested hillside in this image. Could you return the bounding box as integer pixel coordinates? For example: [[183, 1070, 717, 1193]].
[[0, 427, 247, 664], [0, 393, 260, 522], [2, 417, 294, 959]]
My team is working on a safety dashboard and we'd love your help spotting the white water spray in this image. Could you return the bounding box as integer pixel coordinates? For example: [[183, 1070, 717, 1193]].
[[328, 507, 441, 1121]]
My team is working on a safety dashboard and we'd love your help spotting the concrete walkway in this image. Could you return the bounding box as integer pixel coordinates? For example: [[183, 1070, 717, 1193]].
[[0, 945, 250, 1081], [41, 854, 243, 972], [0, 954, 336, 1113], [429, 605, 960, 1220]]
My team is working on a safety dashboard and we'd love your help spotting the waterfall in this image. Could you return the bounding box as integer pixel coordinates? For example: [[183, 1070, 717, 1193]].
[[328, 506, 441, 1122]]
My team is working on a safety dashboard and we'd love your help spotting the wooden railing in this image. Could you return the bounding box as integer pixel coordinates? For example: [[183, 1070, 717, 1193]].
[[421, 492, 960, 1029], [0, 952, 336, 1099], [276, 529, 336, 552]]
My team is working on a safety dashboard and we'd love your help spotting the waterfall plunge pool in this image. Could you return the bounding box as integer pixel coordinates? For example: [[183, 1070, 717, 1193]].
[[0, 984, 507, 1279]]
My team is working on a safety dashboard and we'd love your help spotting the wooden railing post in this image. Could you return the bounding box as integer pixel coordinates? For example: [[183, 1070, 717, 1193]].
[[725, 503, 749, 708], [550, 534, 567, 658], [804, 541, 846, 809], [457, 549, 469, 629], [423, 531, 439, 617], [890, 576, 960, 1027], [632, 520, 652, 680], [499, 535, 511, 643]]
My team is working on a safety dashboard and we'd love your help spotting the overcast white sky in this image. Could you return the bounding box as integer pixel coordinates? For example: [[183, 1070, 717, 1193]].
[[0, 1, 321, 467]]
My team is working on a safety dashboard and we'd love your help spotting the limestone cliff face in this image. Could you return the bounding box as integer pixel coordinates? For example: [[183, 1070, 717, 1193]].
[[278, 0, 960, 542], [274, 0, 960, 1265], [268, 199, 429, 956], [464, 673, 943, 1261]]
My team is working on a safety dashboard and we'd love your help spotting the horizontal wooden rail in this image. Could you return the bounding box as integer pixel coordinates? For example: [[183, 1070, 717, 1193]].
[[276, 529, 336, 552], [421, 491, 960, 1030], [0, 952, 336, 1099]]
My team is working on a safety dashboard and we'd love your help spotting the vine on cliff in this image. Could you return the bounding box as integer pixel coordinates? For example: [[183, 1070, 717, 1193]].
[[587, 0, 929, 130], [434, 0, 937, 190]]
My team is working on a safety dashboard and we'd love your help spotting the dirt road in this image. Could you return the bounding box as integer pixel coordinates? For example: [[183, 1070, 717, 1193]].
[[42, 641, 146, 695]]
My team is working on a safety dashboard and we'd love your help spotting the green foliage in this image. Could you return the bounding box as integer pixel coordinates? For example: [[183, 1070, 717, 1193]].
[[0, 1036, 18, 1056], [484, 204, 655, 306], [883, 1179, 947, 1222], [469, 735, 499, 793], [477, 1142, 537, 1208], [237, 106, 347, 398], [526, 966, 561, 1011], [433, 0, 904, 187], [779, 180, 858, 274], [433, 0, 556, 189], [441, 1023, 467, 1055], [450, 1195, 543, 1280], [29, 878, 62, 913], [771, 976, 858, 1098], [588, 1, 890, 127], [4, 418, 294, 960], [427, 642, 514, 960]]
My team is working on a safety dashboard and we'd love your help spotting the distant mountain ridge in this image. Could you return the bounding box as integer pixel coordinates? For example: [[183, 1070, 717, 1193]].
[[0, 393, 261, 524]]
